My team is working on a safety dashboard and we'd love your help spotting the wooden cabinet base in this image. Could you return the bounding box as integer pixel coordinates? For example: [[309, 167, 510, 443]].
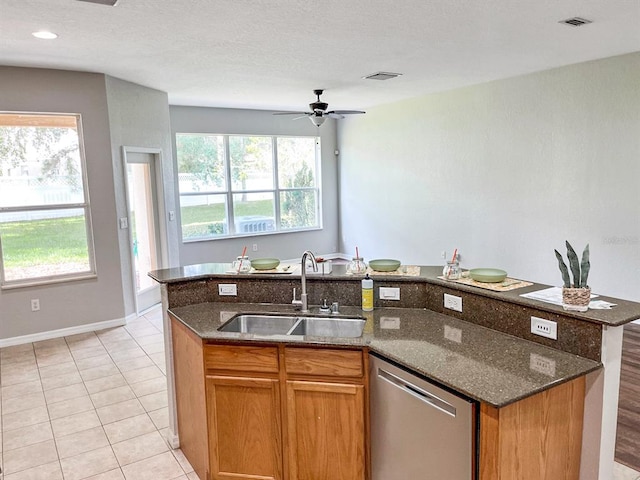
[[479, 376, 585, 480], [286, 380, 366, 480]]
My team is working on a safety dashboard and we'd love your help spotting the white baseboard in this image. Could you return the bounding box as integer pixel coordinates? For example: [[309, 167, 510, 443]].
[[0, 316, 128, 348], [165, 428, 180, 449]]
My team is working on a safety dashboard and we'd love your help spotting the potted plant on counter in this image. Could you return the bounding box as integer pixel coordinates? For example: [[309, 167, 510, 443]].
[[554, 241, 590, 312]]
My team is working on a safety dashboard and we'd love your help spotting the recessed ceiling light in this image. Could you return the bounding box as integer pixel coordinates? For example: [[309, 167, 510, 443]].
[[32, 31, 58, 39]]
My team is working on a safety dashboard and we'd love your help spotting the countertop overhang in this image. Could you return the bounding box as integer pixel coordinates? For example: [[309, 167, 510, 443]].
[[168, 301, 601, 408]]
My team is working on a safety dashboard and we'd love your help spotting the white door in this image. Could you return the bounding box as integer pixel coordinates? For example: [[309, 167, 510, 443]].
[[125, 150, 163, 313]]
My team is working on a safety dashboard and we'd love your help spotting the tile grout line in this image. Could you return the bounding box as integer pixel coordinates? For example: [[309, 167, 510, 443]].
[[0, 306, 193, 480]]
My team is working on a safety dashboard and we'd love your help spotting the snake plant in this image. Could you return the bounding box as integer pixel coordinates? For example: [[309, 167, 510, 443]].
[[554, 241, 590, 288]]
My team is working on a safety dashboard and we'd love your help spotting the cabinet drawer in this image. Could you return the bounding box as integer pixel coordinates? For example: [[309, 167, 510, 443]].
[[285, 347, 364, 378], [204, 344, 279, 374]]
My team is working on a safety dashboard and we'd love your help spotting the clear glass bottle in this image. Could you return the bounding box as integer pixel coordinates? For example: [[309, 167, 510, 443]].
[[232, 255, 251, 273], [442, 261, 461, 280], [347, 257, 368, 275]]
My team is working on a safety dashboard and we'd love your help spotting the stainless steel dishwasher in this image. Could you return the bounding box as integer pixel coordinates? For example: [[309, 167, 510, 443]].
[[370, 354, 476, 480]]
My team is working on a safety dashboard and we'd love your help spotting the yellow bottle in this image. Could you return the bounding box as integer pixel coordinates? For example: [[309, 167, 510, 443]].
[[362, 274, 373, 311]]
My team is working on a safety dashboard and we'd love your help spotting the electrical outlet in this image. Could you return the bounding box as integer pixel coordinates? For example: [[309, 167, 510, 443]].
[[218, 284, 237, 296], [530, 353, 556, 376], [31, 299, 40, 311], [530, 316, 557, 340], [252, 243, 258, 252], [444, 325, 462, 343], [444, 293, 462, 312], [379, 287, 400, 300], [169, 211, 175, 221], [441, 251, 447, 259], [119, 217, 128, 229]]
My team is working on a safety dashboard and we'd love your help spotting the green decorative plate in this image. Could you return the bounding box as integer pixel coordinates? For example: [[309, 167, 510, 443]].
[[469, 268, 507, 283], [251, 258, 280, 270], [369, 259, 401, 272]]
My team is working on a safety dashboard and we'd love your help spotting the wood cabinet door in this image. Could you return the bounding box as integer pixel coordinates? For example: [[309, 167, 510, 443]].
[[286, 380, 366, 480], [206, 375, 283, 480]]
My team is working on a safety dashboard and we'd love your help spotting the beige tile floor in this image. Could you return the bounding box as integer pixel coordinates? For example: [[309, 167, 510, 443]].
[[1, 305, 638, 480], [1, 305, 198, 480]]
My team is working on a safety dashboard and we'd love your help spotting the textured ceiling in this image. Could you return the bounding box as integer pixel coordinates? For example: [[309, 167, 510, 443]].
[[1, 0, 639, 111]]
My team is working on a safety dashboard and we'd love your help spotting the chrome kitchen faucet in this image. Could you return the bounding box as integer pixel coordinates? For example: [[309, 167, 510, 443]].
[[292, 250, 317, 313]]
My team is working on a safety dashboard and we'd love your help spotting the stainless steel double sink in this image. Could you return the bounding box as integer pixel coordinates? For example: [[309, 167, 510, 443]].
[[218, 314, 366, 338]]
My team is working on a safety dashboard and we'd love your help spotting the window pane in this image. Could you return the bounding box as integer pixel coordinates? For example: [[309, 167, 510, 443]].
[[176, 134, 226, 193], [233, 192, 275, 234], [180, 194, 227, 239], [280, 190, 318, 230], [229, 136, 273, 191], [0, 114, 84, 208], [0, 208, 91, 282], [277, 137, 317, 188]]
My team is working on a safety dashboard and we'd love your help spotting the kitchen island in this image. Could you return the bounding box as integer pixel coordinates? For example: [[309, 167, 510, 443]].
[[150, 263, 640, 480]]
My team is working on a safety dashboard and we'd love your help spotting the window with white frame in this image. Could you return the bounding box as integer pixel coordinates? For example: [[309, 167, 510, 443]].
[[0, 113, 96, 287], [176, 134, 321, 240]]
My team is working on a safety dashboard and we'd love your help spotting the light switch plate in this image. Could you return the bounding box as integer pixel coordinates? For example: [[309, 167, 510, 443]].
[[531, 316, 557, 340], [379, 287, 400, 300], [218, 284, 237, 296]]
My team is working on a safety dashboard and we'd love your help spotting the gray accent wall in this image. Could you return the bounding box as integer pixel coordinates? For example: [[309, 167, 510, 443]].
[[105, 76, 179, 315], [337, 52, 640, 301], [0, 67, 125, 338], [170, 106, 340, 265]]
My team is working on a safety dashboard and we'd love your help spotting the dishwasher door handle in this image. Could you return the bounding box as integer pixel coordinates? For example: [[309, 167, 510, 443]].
[[378, 368, 457, 417]]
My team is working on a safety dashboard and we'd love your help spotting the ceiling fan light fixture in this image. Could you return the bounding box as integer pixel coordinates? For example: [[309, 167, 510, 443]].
[[309, 115, 326, 127]]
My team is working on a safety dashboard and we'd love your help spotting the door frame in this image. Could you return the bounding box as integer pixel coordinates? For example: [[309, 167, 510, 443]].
[[121, 146, 169, 314]]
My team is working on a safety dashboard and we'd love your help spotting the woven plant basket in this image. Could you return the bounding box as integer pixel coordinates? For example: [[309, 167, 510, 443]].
[[562, 287, 591, 312]]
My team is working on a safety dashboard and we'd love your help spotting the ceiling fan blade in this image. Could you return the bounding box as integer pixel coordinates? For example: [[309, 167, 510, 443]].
[[292, 114, 313, 120], [327, 110, 366, 115], [327, 113, 344, 119], [272, 111, 312, 116]]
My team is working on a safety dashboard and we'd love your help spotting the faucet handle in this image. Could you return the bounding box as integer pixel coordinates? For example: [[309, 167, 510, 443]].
[[292, 288, 302, 308], [319, 299, 331, 313], [331, 302, 340, 314]]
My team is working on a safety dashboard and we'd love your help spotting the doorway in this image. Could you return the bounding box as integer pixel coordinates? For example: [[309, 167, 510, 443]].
[[123, 147, 166, 314]]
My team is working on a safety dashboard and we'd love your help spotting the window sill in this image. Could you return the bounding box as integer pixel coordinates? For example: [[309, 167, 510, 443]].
[[1, 272, 98, 290], [181, 226, 323, 243]]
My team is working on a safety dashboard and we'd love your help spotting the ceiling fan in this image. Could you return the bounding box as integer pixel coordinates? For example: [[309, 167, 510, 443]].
[[273, 89, 365, 127]]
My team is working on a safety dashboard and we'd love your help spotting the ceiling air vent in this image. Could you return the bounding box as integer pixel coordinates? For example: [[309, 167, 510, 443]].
[[559, 17, 592, 27], [363, 72, 402, 81], [76, 0, 119, 5]]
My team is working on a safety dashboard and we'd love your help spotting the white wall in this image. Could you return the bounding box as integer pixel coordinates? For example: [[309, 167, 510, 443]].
[[338, 52, 640, 301], [105, 76, 179, 316], [170, 106, 340, 265], [0, 67, 126, 339]]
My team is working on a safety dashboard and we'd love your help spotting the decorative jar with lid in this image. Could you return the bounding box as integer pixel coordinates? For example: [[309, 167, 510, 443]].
[[232, 256, 251, 273], [347, 257, 368, 275]]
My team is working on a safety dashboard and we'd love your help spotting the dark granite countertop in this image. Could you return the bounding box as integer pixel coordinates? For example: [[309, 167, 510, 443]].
[[168, 302, 601, 408], [150, 263, 640, 327]]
